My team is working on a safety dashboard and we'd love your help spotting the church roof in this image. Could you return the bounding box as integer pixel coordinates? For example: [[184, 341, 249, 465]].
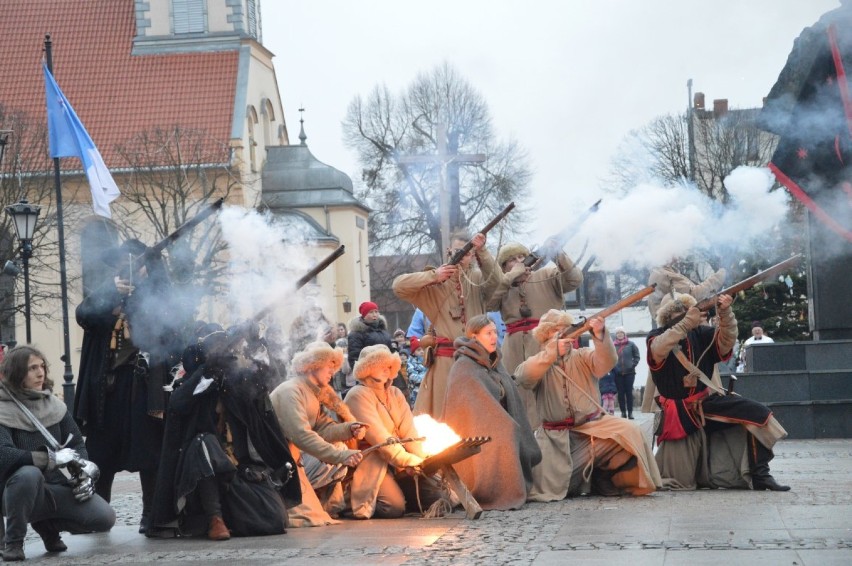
[[268, 208, 339, 243], [261, 141, 369, 211], [0, 0, 237, 170]]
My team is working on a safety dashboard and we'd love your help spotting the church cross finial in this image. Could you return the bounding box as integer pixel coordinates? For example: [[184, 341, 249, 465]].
[[298, 106, 307, 145]]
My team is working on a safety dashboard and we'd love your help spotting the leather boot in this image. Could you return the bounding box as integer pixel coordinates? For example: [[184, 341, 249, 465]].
[[2, 542, 25, 562], [207, 515, 230, 541], [749, 435, 790, 492], [32, 520, 67, 553]]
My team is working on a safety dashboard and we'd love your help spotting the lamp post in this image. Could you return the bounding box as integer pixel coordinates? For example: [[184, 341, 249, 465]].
[[5, 199, 41, 344]]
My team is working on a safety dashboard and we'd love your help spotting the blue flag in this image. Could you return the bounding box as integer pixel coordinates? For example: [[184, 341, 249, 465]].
[[43, 62, 120, 218]]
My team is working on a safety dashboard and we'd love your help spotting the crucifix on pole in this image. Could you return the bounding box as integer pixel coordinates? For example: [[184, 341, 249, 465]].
[[397, 123, 486, 255]]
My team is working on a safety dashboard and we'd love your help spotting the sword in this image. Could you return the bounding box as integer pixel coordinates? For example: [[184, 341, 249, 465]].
[[0, 381, 71, 450]]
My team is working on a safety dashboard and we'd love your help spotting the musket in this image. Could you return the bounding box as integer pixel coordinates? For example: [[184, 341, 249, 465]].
[[694, 254, 803, 311], [295, 244, 346, 290], [252, 245, 346, 322], [213, 245, 347, 355], [447, 202, 515, 265], [663, 254, 803, 329], [556, 284, 656, 341], [523, 199, 602, 268], [119, 197, 225, 279], [360, 436, 425, 457]]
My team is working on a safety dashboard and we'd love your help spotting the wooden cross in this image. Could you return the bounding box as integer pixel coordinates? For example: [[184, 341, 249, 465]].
[[397, 123, 486, 254]]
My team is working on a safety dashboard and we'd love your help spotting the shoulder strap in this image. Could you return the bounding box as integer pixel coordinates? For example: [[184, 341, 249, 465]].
[[672, 348, 726, 396]]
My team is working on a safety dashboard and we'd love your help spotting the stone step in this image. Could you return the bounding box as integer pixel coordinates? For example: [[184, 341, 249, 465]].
[[747, 339, 852, 372], [721, 369, 852, 402]]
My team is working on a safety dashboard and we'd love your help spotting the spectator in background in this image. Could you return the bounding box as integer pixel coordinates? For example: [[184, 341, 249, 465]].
[[599, 370, 617, 415], [289, 303, 333, 355], [406, 308, 429, 340], [612, 327, 641, 419], [392, 328, 408, 354], [347, 302, 394, 376], [407, 308, 504, 349], [737, 321, 775, 372], [393, 350, 412, 402], [406, 346, 427, 407], [332, 338, 351, 396]]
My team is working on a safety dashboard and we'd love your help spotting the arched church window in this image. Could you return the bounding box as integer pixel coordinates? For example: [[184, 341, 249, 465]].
[[261, 99, 275, 150], [247, 106, 259, 172]]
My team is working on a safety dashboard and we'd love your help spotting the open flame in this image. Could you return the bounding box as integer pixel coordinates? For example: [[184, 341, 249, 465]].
[[413, 414, 461, 456]]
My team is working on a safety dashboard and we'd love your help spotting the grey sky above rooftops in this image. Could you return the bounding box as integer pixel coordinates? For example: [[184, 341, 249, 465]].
[[262, 0, 838, 243]]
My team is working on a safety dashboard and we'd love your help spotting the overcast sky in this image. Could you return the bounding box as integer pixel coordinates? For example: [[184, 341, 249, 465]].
[[262, 0, 839, 241]]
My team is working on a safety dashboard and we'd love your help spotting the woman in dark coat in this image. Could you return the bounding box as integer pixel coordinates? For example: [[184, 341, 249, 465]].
[[346, 301, 394, 369], [612, 326, 641, 419], [441, 315, 541, 510]]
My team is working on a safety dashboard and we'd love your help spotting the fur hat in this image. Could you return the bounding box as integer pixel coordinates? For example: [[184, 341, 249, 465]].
[[532, 309, 575, 343], [614, 326, 626, 335], [497, 242, 530, 267], [291, 341, 344, 376], [656, 292, 698, 327], [358, 301, 379, 317], [352, 344, 402, 382], [752, 320, 764, 329]]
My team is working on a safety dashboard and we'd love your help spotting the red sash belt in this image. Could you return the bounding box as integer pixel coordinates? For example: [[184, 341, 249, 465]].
[[656, 389, 709, 443], [434, 336, 457, 358], [542, 417, 575, 430], [506, 318, 539, 334]]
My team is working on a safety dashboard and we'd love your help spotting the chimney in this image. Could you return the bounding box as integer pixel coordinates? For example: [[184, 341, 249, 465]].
[[713, 99, 729, 117], [694, 92, 705, 110]]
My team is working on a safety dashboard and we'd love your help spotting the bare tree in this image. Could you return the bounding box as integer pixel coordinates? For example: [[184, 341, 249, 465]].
[[609, 108, 777, 203], [343, 63, 531, 259], [0, 105, 89, 338], [113, 126, 238, 299]]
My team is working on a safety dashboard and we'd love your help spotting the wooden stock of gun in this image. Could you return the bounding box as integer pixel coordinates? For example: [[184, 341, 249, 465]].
[[557, 284, 657, 341], [664, 254, 803, 329], [694, 254, 803, 311]]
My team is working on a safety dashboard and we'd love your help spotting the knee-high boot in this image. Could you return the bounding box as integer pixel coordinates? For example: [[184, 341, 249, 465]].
[[748, 435, 790, 491]]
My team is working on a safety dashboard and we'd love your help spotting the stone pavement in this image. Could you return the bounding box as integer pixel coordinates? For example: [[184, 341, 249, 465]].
[[12, 433, 852, 565]]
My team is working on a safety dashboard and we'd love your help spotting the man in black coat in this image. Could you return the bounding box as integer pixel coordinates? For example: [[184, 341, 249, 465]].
[[74, 238, 180, 534]]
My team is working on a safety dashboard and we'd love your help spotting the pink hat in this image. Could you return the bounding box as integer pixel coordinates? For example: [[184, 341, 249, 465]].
[[359, 301, 379, 317]]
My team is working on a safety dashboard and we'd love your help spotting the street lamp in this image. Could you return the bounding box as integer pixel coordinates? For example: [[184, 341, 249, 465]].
[[5, 199, 41, 343]]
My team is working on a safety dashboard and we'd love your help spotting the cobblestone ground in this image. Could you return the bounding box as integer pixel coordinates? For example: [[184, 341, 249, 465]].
[[15, 438, 852, 565]]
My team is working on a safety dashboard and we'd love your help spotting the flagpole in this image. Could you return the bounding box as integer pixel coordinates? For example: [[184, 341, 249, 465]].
[[44, 35, 76, 412]]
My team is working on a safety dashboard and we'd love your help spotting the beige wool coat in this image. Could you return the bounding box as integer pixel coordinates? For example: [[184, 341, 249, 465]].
[[487, 252, 583, 429], [344, 384, 426, 519], [392, 249, 500, 419], [269, 377, 357, 527], [516, 332, 661, 501]]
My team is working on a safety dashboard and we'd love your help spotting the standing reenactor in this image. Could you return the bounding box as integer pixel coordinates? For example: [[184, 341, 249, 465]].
[[75, 236, 180, 534], [488, 241, 583, 428], [392, 231, 500, 419]]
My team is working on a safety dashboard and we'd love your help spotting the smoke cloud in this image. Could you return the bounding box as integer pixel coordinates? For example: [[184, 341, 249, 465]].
[[573, 166, 788, 270]]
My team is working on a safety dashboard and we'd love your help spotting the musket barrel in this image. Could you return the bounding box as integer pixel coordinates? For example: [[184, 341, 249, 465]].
[[695, 254, 803, 311], [524, 199, 602, 267], [559, 284, 656, 341], [295, 245, 346, 290], [447, 202, 515, 265]]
